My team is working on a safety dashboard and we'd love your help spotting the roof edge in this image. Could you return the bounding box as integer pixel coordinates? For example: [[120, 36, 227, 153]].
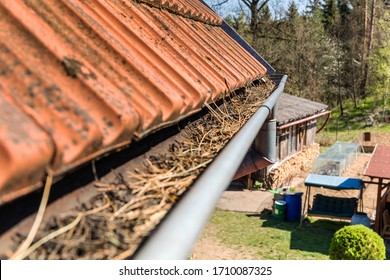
[[200, 0, 276, 75], [140, 0, 223, 25]]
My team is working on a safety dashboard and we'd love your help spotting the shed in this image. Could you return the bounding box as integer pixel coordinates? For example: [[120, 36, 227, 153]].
[[363, 145, 390, 234], [276, 93, 330, 160]]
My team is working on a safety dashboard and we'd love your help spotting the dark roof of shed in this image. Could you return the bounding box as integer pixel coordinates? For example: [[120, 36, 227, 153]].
[[276, 93, 328, 125]]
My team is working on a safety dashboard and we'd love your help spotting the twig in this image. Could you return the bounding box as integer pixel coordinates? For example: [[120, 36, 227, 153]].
[[14, 202, 110, 260], [111, 194, 162, 219], [112, 246, 138, 260], [10, 169, 54, 260]]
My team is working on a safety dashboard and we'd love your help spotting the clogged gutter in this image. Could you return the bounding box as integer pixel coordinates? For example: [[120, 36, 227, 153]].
[[10, 79, 274, 260]]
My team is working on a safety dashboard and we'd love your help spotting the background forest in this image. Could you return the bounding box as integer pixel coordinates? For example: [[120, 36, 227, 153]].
[[206, 0, 390, 118]]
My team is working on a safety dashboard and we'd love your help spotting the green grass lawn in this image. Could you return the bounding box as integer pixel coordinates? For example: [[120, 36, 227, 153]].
[[315, 96, 390, 151], [204, 209, 349, 260], [327, 96, 389, 131]]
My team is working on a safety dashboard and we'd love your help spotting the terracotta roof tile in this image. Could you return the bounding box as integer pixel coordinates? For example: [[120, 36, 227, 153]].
[[0, 93, 54, 204], [0, 0, 267, 204]]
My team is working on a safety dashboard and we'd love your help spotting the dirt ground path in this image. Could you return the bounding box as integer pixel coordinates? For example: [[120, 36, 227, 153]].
[[190, 225, 258, 260]]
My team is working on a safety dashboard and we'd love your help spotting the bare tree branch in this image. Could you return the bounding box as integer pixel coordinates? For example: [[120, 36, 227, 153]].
[[238, 0, 247, 14], [241, 0, 270, 11], [257, 0, 271, 12], [256, 34, 298, 41], [241, 0, 251, 9], [256, 19, 297, 41], [212, 0, 229, 9]]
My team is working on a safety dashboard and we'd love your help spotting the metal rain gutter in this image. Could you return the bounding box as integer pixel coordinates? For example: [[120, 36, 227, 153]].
[[133, 75, 288, 260]]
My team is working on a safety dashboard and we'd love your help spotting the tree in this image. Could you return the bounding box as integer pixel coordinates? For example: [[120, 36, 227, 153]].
[[369, 8, 390, 102], [335, 0, 361, 107], [259, 3, 272, 22], [224, 11, 251, 42], [286, 1, 300, 23], [337, 0, 352, 26], [277, 2, 302, 96], [220, 0, 387, 115], [302, 0, 340, 104], [361, 0, 377, 98], [240, 0, 271, 42], [306, 0, 322, 15], [252, 5, 277, 60], [322, 0, 339, 35]]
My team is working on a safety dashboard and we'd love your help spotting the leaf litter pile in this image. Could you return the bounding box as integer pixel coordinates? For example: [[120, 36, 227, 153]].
[[11, 78, 275, 259]]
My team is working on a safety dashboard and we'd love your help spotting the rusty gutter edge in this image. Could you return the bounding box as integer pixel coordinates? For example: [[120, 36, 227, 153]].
[[133, 75, 288, 260], [277, 110, 331, 131], [314, 111, 331, 134]]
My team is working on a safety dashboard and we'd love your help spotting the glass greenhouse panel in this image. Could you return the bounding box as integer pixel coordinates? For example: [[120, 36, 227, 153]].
[[313, 142, 360, 176]]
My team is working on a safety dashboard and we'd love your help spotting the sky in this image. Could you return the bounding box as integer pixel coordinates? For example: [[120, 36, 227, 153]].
[[203, 0, 310, 19]]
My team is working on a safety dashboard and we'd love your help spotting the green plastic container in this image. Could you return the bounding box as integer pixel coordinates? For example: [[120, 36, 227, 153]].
[[274, 200, 286, 220]]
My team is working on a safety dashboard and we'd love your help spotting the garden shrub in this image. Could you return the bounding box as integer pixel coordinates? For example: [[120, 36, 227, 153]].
[[329, 224, 386, 260]]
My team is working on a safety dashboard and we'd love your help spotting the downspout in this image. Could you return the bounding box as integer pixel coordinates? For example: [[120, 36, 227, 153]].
[[233, 119, 277, 180], [133, 75, 288, 260], [255, 119, 277, 163]]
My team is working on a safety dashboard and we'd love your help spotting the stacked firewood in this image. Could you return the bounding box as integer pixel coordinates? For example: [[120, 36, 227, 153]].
[[266, 144, 320, 189]]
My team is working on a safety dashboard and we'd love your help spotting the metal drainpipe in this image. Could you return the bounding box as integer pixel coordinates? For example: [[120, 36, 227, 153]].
[[271, 97, 279, 120], [255, 119, 277, 163], [133, 75, 288, 260]]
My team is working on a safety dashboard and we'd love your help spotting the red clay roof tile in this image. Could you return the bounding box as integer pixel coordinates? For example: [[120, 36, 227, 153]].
[[0, 0, 267, 204], [0, 92, 54, 205]]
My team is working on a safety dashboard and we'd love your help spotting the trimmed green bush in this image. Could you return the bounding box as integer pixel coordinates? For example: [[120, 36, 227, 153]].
[[329, 224, 386, 260]]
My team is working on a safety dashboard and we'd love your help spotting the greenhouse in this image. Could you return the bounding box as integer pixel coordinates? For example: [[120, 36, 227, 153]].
[[313, 142, 361, 176]]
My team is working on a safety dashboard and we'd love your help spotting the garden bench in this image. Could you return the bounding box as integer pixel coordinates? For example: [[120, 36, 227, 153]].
[[308, 194, 358, 219], [300, 174, 364, 226]]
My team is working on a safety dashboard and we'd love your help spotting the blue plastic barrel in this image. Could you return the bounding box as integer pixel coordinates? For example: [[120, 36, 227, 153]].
[[285, 192, 303, 222]]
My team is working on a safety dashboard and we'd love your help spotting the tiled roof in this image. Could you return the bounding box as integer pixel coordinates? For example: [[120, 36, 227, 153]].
[[364, 145, 390, 180], [0, 0, 267, 204], [139, 0, 222, 25], [276, 93, 328, 125]]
